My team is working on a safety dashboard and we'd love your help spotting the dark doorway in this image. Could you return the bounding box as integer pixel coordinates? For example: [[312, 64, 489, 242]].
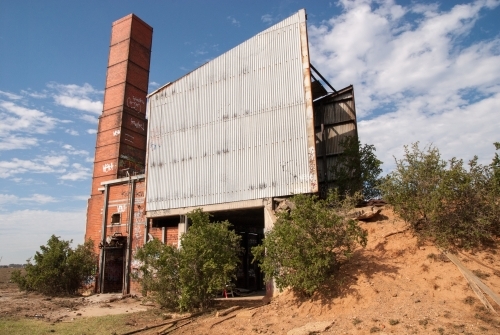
[[102, 247, 124, 293], [210, 207, 265, 291], [236, 231, 263, 290]]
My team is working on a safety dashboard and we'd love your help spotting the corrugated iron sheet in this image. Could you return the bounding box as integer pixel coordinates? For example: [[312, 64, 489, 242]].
[[146, 9, 317, 212]]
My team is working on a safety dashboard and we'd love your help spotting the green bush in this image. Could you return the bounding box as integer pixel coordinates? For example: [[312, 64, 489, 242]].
[[11, 235, 97, 295], [380, 143, 500, 248], [133, 239, 181, 309], [252, 191, 367, 296], [134, 209, 241, 311], [332, 136, 383, 200], [179, 210, 242, 311]]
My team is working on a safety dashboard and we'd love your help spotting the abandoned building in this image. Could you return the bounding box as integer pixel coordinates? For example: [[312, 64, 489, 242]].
[[85, 9, 358, 295]]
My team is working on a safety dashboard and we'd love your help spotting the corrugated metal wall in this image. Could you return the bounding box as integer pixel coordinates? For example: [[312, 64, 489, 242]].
[[146, 9, 318, 212]]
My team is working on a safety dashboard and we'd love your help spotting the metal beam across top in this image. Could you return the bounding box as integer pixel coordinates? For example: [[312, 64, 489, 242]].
[[310, 63, 337, 93]]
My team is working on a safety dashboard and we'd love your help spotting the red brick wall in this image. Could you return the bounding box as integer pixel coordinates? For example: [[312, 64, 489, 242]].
[[85, 195, 103, 254]]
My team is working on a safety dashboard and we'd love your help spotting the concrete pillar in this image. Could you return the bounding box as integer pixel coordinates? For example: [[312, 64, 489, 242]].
[[263, 200, 278, 297], [177, 215, 188, 248]]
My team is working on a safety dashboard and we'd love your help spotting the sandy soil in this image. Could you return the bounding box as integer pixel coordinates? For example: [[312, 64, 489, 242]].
[[1, 206, 500, 335], [172, 207, 500, 334]]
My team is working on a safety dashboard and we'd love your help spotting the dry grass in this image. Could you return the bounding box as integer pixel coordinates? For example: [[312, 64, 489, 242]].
[[0, 311, 163, 335]]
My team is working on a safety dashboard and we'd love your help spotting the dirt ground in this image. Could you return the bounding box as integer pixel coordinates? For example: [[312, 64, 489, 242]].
[[1, 206, 500, 335]]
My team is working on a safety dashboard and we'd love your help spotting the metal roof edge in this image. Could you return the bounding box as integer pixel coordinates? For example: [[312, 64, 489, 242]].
[[147, 82, 171, 98], [146, 9, 306, 98], [100, 174, 145, 186]]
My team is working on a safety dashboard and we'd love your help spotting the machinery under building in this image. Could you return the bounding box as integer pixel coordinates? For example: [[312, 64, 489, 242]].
[[85, 9, 358, 295]]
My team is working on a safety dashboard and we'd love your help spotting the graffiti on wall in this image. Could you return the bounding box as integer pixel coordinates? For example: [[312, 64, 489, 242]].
[[103, 162, 115, 173], [124, 133, 135, 144], [120, 190, 145, 198], [127, 96, 145, 113], [130, 118, 145, 131], [133, 208, 144, 224]]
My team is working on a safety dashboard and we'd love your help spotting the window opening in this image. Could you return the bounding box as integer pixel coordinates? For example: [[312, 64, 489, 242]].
[[111, 213, 121, 224]]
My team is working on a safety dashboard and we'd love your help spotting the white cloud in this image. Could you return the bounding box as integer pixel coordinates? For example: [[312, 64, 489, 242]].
[[0, 90, 22, 100], [261, 14, 274, 24], [65, 129, 79, 136], [81, 114, 98, 124], [59, 163, 91, 181], [49, 82, 103, 115], [20, 89, 47, 99], [0, 136, 38, 150], [149, 81, 160, 88], [0, 193, 57, 207], [227, 16, 240, 27], [0, 100, 58, 138], [0, 158, 65, 178], [62, 144, 89, 156], [21, 194, 57, 204], [43, 155, 68, 167], [0, 209, 86, 264], [86, 129, 97, 134], [0, 194, 19, 205], [308, 0, 500, 171], [54, 95, 102, 114]]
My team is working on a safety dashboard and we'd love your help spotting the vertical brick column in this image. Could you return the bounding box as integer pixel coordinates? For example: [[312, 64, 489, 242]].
[[86, 14, 152, 246]]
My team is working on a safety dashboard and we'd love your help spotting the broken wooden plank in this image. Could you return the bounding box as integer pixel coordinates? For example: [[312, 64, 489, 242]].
[[160, 320, 193, 334], [216, 305, 241, 317], [445, 252, 500, 313], [384, 229, 408, 238], [119, 311, 203, 335], [458, 251, 500, 272], [156, 323, 174, 334]]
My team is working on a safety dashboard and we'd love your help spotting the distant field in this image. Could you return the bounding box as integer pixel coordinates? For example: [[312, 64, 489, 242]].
[[0, 267, 23, 290]]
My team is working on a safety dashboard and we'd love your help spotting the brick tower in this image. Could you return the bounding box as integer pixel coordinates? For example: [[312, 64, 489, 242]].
[[86, 14, 152, 247]]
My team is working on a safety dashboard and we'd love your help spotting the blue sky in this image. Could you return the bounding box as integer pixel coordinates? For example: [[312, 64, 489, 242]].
[[1, 0, 499, 264]]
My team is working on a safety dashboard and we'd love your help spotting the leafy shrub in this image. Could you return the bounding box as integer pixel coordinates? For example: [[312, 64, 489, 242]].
[[332, 136, 383, 200], [380, 143, 500, 248], [11, 235, 97, 295], [252, 191, 367, 296], [134, 209, 241, 311], [179, 209, 241, 311], [133, 239, 181, 309]]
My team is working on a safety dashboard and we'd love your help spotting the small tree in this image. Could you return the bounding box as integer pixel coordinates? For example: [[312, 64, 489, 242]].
[[380, 143, 446, 232], [252, 191, 367, 296], [332, 136, 383, 200], [179, 210, 241, 311], [380, 142, 500, 248], [133, 239, 181, 309], [492, 142, 500, 193], [134, 209, 241, 311], [11, 235, 97, 295]]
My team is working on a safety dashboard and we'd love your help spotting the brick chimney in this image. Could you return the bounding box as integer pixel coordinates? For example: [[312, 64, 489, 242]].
[[86, 14, 152, 243]]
